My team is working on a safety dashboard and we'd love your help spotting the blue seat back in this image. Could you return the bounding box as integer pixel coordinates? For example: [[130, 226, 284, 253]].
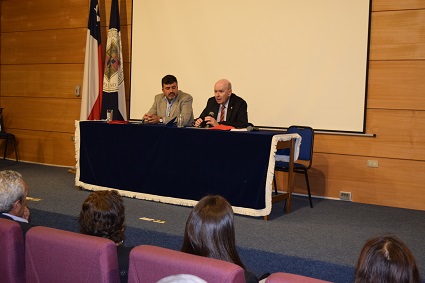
[[287, 126, 314, 162], [276, 126, 314, 166]]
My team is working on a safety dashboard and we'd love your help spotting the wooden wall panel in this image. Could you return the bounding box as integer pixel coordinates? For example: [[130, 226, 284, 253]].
[[1, 0, 87, 32], [0, 48, 131, 102], [276, 153, 425, 211], [1, 28, 86, 64], [121, 26, 131, 63], [314, 109, 425, 161], [1, 97, 80, 133], [1, 129, 76, 166], [311, 153, 425, 211], [372, 0, 425, 12], [1, 64, 84, 98], [370, 9, 425, 60], [368, 61, 425, 110], [124, 64, 131, 101], [1, 0, 133, 32]]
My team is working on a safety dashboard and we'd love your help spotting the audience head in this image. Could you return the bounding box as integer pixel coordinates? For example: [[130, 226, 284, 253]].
[[156, 274, 207, 283], [162, 75, 179, 101], [214, 79, 232, 105], [355, 235, 421, 283], [0, 170, 29, 218], [79, 190, 125, 245], [181, 195, 245, 268]]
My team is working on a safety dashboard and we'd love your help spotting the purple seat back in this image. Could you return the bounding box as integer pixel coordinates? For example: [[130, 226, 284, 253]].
[[25, 226, 120, 283], [128, 245, 245, 283], [0, 218, 25, 283], [266, 272, 332, 283]]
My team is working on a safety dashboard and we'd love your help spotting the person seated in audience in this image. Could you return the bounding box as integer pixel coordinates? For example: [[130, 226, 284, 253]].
[[0, 170, 34, 236], [181, 195, 260, 283], [79, 190, 133, 283], [355, 235, 421, 283]]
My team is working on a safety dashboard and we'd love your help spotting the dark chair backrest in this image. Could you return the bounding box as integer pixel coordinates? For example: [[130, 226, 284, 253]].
[[266, 272, 331, 283], [128, 245, 245, 283], [287, 126, 314, 168], [25, 226, 120, 283], [0, 218, 25, 283]]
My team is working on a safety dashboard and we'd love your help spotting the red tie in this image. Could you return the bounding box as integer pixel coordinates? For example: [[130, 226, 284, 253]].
[[220, 105, 225, 122]]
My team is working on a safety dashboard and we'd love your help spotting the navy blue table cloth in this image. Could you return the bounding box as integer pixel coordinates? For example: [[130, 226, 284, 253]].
[[76, 121, 284, 216]]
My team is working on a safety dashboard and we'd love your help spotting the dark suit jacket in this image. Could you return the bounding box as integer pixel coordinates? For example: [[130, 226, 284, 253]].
[[198, 93, 249, 128], [0, 213, 35, 237]]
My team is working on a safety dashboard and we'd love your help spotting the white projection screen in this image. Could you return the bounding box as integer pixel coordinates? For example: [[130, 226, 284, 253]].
[[130, 0, 371, 132]]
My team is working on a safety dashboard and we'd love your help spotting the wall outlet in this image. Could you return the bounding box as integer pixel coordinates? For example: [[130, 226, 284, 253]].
[[75, 85, 80, 97], [367, 160, 379, 168], [340, 191, 352, 201]]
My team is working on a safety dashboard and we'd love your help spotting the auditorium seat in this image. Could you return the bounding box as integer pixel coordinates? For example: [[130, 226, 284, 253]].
[[266, 272, 331, 283], [0, 218, 25, 283], [128, 245, 245, 283], [25, 226, 120, 283]]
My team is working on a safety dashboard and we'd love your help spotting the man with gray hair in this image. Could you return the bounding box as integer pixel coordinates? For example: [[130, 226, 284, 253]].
[[0, 170, 33, 235]]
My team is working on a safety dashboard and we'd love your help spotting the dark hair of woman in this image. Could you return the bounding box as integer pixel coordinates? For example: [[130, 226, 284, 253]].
[[79, 190, 125, 244], [355, 235, 421, 283], [181, 195, 245, 269]]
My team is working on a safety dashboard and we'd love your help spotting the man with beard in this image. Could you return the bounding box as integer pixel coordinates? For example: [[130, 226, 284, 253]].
[[143, 74, 194, 126]]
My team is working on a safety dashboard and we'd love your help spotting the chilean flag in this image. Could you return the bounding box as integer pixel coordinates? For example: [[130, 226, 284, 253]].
[[101, 0, 127, 121], [80, 0, 103, 120]]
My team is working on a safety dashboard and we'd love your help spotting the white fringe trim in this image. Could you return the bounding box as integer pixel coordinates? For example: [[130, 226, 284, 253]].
[[74, 120, 81, 185], [74, 121, 301, 217], [274, 133, 302, 162]]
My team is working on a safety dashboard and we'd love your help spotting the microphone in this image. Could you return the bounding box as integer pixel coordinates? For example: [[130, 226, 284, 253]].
[[247, 125, 260, 131], [199, 112, 214, 128]]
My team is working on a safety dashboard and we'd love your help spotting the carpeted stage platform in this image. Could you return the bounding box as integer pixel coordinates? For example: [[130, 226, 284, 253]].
[[1, 160, 424, 282]]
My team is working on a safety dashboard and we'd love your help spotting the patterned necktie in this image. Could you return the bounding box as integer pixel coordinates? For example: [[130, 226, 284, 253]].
[[220, 105, 226, 122]]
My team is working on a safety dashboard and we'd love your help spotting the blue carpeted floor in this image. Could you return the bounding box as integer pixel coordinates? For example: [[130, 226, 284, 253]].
[[1, 159, 424, 283]]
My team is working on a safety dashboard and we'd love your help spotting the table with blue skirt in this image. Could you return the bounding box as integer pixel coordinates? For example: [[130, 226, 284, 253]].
[[75, 121, 300, 217]]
